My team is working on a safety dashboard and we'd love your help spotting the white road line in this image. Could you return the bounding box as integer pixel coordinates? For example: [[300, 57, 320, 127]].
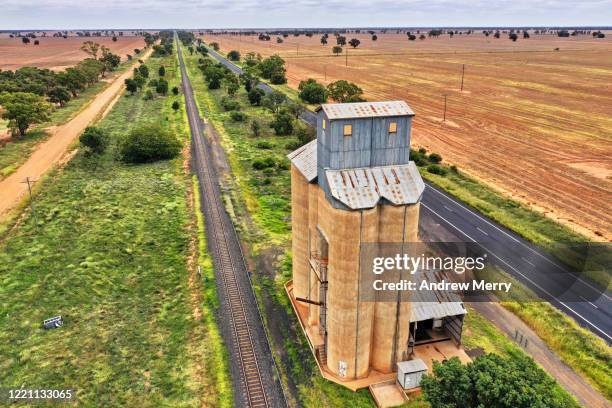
[[425, 184, 612, 301], [522, 257, 536, 267], [476, 227, 489, 236], [443, 205, 453, 212], [580, 296, 600, 309], [421, 202, 612, 342]]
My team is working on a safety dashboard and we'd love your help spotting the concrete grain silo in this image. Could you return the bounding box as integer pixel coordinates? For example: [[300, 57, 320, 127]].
[[287, 101, 467, 387]]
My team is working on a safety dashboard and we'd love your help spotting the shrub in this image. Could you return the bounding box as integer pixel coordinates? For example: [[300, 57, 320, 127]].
[[270, 70, 287, 85], [221, 97, 241, 111], [298, 79, 328, 104], [172, 86, 179, 95], [158, 66, 166, 76], [295, 123, 316, 146], [120, 123, 181, 163], [450, 165, 458, 173], [227, 50, 241, 61], [230, 111, 247, 122], [252, 157, 276, 170], [256, 141, 272, 149], [277, 160, 290, 170], [270, 109, 294, 135], [251, 119, 262, 136], [427, 164, 448, 175], [418, 147, 427, 155], [428, 153, 442, 163], [172, 101, 180, 111], [143, 89, 154, 100], [148, 79, 159, 88], [79, 126, 108, 155], [248, 88, 265, 106], [156, 79, 168, 95]]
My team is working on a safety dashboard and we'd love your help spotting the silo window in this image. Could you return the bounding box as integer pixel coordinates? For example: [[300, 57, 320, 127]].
[[322, 119, 326, 130], [389, 122, 397, 134], [343, 124, 353, 136]]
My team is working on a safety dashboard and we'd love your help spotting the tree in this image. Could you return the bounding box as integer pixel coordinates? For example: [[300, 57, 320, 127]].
[[421, 355, 576, 408], [172, 101, 180, 111], [156, 78, 168, 95], [120, 122, 181, 163], [509, 33, 518, 41], [209, 42, 220, 51], [258, 55, 286, 84], [34, 40, 40, 45], [336, 35, 346, 46], [408, 34, 416, 41], [112, 35, 118, 42], [81, 40, 101, 59], [327, 80, 365, 102], [158, 66, 166, 76], [348, 38, 361, 48], [332, 46, 343, 56], [287, 102, 305, 120], [248, 88, 265, 106], [0, 92, 52, 138], [298, 78, 328, 104], [371, 34, 377, 41], [320, 35, 328, 45], [138, 64, 149, 78], [48, 86, 71, 106], [227, 50, 241, 61], [262, 90, 286, 113], [79, 126, 108, 155], [276, 37, 283, 44], [269, 109, 294, 136], [251, 119, 262, 136], [125, 78, 138, 95], [100, 47, 120, 74], [172, 86, 179, 95], [22, 37, 30, 44]]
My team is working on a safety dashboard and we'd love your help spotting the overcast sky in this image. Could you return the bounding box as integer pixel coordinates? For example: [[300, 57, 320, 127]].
[[2, 0, 611, 29]]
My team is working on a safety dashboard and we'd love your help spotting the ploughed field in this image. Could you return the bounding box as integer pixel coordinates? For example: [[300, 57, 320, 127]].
[[0, 34, 146, 71], [203, 32, 612, 241]]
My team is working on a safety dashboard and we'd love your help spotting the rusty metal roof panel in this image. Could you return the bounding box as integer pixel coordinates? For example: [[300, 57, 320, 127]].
[[325, 162, 424, 209], [318, 101, 415, 120], [287, 139, 317, 182]]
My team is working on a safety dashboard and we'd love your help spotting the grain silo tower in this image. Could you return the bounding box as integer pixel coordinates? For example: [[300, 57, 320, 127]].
[[288, 101, 434, 382]]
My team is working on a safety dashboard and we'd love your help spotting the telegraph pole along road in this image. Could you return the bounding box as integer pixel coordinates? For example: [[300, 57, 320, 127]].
[[177, 38, 287, 408]]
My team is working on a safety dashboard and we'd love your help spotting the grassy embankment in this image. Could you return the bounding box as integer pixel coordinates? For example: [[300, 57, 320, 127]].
[[183, 48, 582, 407], [0, 45, 231, 407], [0, 51, 147, 180]]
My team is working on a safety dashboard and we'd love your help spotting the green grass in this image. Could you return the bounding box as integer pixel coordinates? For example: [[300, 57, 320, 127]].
[[184, 49, 584, 408], [0, 59, 136, 181], [0, 46, 229, 407]]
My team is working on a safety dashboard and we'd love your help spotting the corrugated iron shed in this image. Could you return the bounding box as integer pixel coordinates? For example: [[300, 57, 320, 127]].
[[397, 359, 428, 374], [317, 101, 415, 120], [409, 270, 467, 322], [325, 162, 424, 209], [287, 139, 317, 182]]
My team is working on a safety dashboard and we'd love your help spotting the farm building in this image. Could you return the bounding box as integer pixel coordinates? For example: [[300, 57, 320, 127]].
[[286, 101, 469, 389]]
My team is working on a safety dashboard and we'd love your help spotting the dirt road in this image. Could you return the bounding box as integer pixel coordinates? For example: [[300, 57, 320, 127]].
[[472, 302, 608, 408], [0, 47, 153, 217]]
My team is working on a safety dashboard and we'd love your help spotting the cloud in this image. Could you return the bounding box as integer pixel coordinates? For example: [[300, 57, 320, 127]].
[[1, 0, 611, 29]]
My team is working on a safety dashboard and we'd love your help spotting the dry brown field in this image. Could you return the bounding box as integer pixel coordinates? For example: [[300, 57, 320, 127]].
[[203, 32, 612, 240], [0, 34, 146, 71]]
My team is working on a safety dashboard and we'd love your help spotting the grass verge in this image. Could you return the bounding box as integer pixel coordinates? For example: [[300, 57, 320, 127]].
[[0, 46, 229, 407]]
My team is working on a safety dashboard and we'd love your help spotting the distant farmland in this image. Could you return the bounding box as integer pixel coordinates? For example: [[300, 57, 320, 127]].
[[203, 32, 612, 241], [0, 34, 145, 71]]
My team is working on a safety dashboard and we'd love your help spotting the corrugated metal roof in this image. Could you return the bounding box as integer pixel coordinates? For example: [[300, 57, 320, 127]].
[[397, 359, 428, 374], [409, 270, 467, 322], [325, 162, 424, 209], [317, 101, 415, 120], [287, 139, 317, 182]]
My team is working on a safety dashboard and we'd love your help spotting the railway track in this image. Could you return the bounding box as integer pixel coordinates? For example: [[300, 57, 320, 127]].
[[177, 37, 286, 407]]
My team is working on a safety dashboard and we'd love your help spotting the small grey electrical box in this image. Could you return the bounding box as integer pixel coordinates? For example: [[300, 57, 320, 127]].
[[43, 316, 64, 329]]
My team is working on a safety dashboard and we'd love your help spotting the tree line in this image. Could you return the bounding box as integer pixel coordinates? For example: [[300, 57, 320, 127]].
[[0, 41, 129, 138]]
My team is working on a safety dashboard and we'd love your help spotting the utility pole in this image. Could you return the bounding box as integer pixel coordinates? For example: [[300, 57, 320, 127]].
[[460, 64, 465, 91], [443, 95, 448, 122], [21, 176, 38, 225], [324, 65, 327, 81], [345, 48, 348, 67], [296, 43, 299, 56]]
